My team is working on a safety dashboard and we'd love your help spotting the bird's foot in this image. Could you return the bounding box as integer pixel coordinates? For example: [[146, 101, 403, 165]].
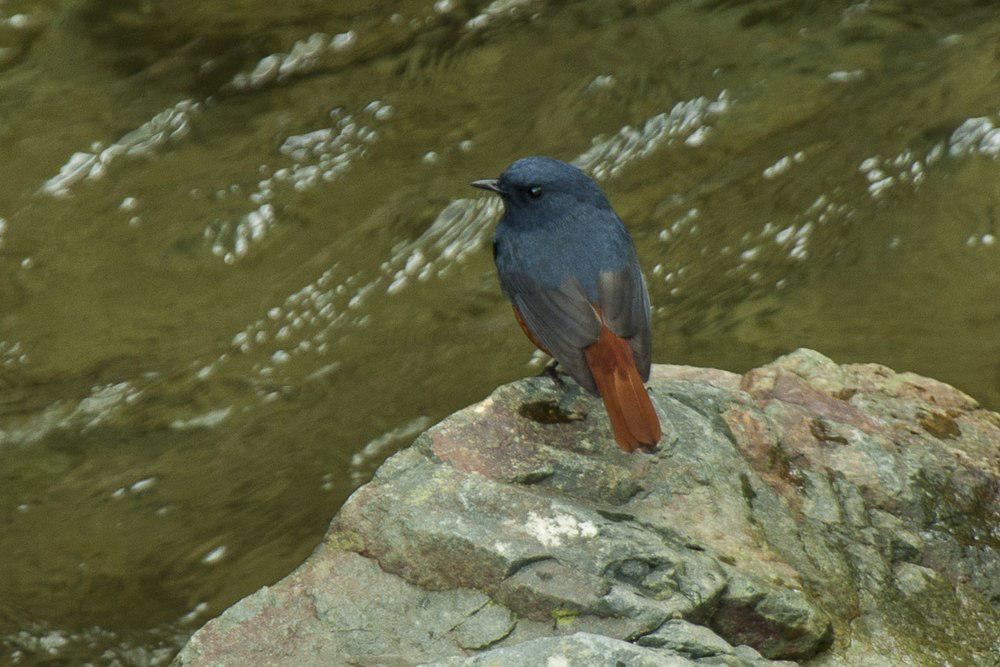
[[538, 359, 566, 389], [555, 382, 587, 422], [529, 360, 585, 421]]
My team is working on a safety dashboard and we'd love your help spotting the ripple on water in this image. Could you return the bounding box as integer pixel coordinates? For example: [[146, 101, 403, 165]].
[[348, 416, 432, 485], [575, 91, 729, 180], [4, 625, 180, 665], [229, 30, 358, 92], [205, 103, 387, 263], [0, 382, 140, 447], [827, 70, 865, 83], [39, 100, 201, 198], [169, 408, 232, 430], [690, 109, 1000, 303], [200, 546, 227, 565], [763, 151, 805, 179], [858, 113, 999, 201], [210, 90, 732, 387], [0, 340, 27, 368], [465, 0, 538, 31], [949, 117, 1000, 158]]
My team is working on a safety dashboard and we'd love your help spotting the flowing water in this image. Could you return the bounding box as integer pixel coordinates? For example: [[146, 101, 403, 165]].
[[1, 0, 998, 662]]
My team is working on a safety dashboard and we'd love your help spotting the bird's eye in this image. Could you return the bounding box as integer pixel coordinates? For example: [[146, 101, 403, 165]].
[[528, 186, 542, 198]]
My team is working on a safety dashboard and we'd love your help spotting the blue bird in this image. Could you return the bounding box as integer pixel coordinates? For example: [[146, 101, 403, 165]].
[[472, 156, 661, 452]]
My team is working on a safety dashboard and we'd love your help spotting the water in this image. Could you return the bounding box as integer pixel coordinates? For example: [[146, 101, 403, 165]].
[[1, 0, 998, 661]]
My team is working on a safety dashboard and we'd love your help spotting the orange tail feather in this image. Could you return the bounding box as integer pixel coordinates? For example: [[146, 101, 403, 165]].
[[584, 325, 661, 453]]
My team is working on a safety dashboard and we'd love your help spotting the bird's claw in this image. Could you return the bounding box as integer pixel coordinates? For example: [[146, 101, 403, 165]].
[[538, 359, 566, 389]]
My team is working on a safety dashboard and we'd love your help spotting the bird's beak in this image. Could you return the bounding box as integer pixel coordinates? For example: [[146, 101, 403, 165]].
[[470, 178, 501, 194]]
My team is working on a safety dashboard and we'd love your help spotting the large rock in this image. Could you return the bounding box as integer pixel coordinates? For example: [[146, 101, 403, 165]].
[[176, 350, 1000, 665]]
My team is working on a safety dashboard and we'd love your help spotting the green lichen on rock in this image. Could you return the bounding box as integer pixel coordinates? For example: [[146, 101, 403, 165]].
[[551, 607, 581, 629], [175, 350, 1000, 666]]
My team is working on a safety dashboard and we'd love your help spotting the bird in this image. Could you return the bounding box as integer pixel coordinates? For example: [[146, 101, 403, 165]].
[[471, 156, 661, 453]]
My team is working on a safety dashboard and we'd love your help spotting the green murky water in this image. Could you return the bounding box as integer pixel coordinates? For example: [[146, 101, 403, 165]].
[[1, 0, 998, 661]]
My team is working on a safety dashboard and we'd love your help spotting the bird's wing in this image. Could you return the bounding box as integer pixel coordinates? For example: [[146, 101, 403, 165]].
[[503, 271, 601, 394], [596, 263, 653, 381]]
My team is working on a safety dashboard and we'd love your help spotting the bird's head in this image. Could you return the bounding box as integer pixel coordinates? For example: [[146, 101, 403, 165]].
[[471, 156, 610, 216]]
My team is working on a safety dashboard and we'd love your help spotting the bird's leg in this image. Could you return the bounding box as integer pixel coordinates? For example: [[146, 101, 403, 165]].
[[555, 382, 587, 422], [533, 359, 586, 421], [533, 358, 586, 421], [538, 358, 566, 389]]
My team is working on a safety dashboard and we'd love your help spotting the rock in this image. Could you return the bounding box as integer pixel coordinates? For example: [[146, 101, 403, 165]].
[[892, 563, 941, 597], [174, 549, 545, 665], [436, 632, 696, 666], [636, 619, 737, 657], [869, 509, 924, 563], [709, 575, 832, 661], [454, 602, 516, 650], [175, 350, 1000, 666]]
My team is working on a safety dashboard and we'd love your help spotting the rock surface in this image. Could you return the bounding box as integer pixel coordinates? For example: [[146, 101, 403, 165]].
[[176, 350, 1000, 665]]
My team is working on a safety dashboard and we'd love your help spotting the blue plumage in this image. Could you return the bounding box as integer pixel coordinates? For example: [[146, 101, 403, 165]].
[[493, 157, 639, 298], [474, 156, 653, 395]]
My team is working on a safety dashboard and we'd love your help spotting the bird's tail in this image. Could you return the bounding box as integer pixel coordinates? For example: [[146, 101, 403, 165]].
[[584, 326, 661, 453]]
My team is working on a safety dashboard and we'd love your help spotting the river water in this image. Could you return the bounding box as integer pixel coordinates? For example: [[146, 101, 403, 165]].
[[1, 0, 998, 662]]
